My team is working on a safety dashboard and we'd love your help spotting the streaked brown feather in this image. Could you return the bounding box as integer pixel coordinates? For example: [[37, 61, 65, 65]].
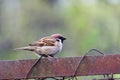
[[29, 36, 56, 47]]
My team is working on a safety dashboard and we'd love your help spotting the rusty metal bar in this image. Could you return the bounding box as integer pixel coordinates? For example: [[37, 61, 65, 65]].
[[0, 54, 120, 79]]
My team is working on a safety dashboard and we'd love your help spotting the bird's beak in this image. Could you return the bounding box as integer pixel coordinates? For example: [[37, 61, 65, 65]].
[[63, 37, 66, 40]]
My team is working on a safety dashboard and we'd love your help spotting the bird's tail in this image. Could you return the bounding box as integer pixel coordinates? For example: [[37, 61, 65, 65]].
[[14, 46, 36, 51]]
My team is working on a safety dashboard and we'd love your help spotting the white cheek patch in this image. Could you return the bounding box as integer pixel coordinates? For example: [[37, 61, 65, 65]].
[[58, 39, 63, 52]]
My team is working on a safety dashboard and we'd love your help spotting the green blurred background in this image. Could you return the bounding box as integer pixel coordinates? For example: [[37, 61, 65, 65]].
[[0, 0, 120, 79], [0, 0, 120, 60]]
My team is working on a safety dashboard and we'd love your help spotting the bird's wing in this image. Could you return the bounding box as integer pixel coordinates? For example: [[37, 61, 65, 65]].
[[29, 37, 56, 47]]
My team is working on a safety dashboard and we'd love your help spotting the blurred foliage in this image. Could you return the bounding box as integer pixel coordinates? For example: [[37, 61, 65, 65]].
[[0, 0, 120, 79], [0, 0, 120, 59]]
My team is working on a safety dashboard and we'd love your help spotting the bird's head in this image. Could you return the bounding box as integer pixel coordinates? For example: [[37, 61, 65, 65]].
[[51, 34, 66, 43]]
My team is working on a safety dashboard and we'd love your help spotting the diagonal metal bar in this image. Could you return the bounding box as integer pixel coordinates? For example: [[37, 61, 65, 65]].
[[0, 54, 120, 79]]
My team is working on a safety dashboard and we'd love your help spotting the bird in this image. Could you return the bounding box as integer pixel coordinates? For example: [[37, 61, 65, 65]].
[[14, 34, 66, 57]]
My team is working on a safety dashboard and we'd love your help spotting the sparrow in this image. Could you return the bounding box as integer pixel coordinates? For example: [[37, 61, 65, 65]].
[[14, 34, 66, 57]]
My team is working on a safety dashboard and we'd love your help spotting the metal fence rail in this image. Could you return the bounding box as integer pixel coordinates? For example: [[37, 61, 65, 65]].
[[0, 54, 120, 79]]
